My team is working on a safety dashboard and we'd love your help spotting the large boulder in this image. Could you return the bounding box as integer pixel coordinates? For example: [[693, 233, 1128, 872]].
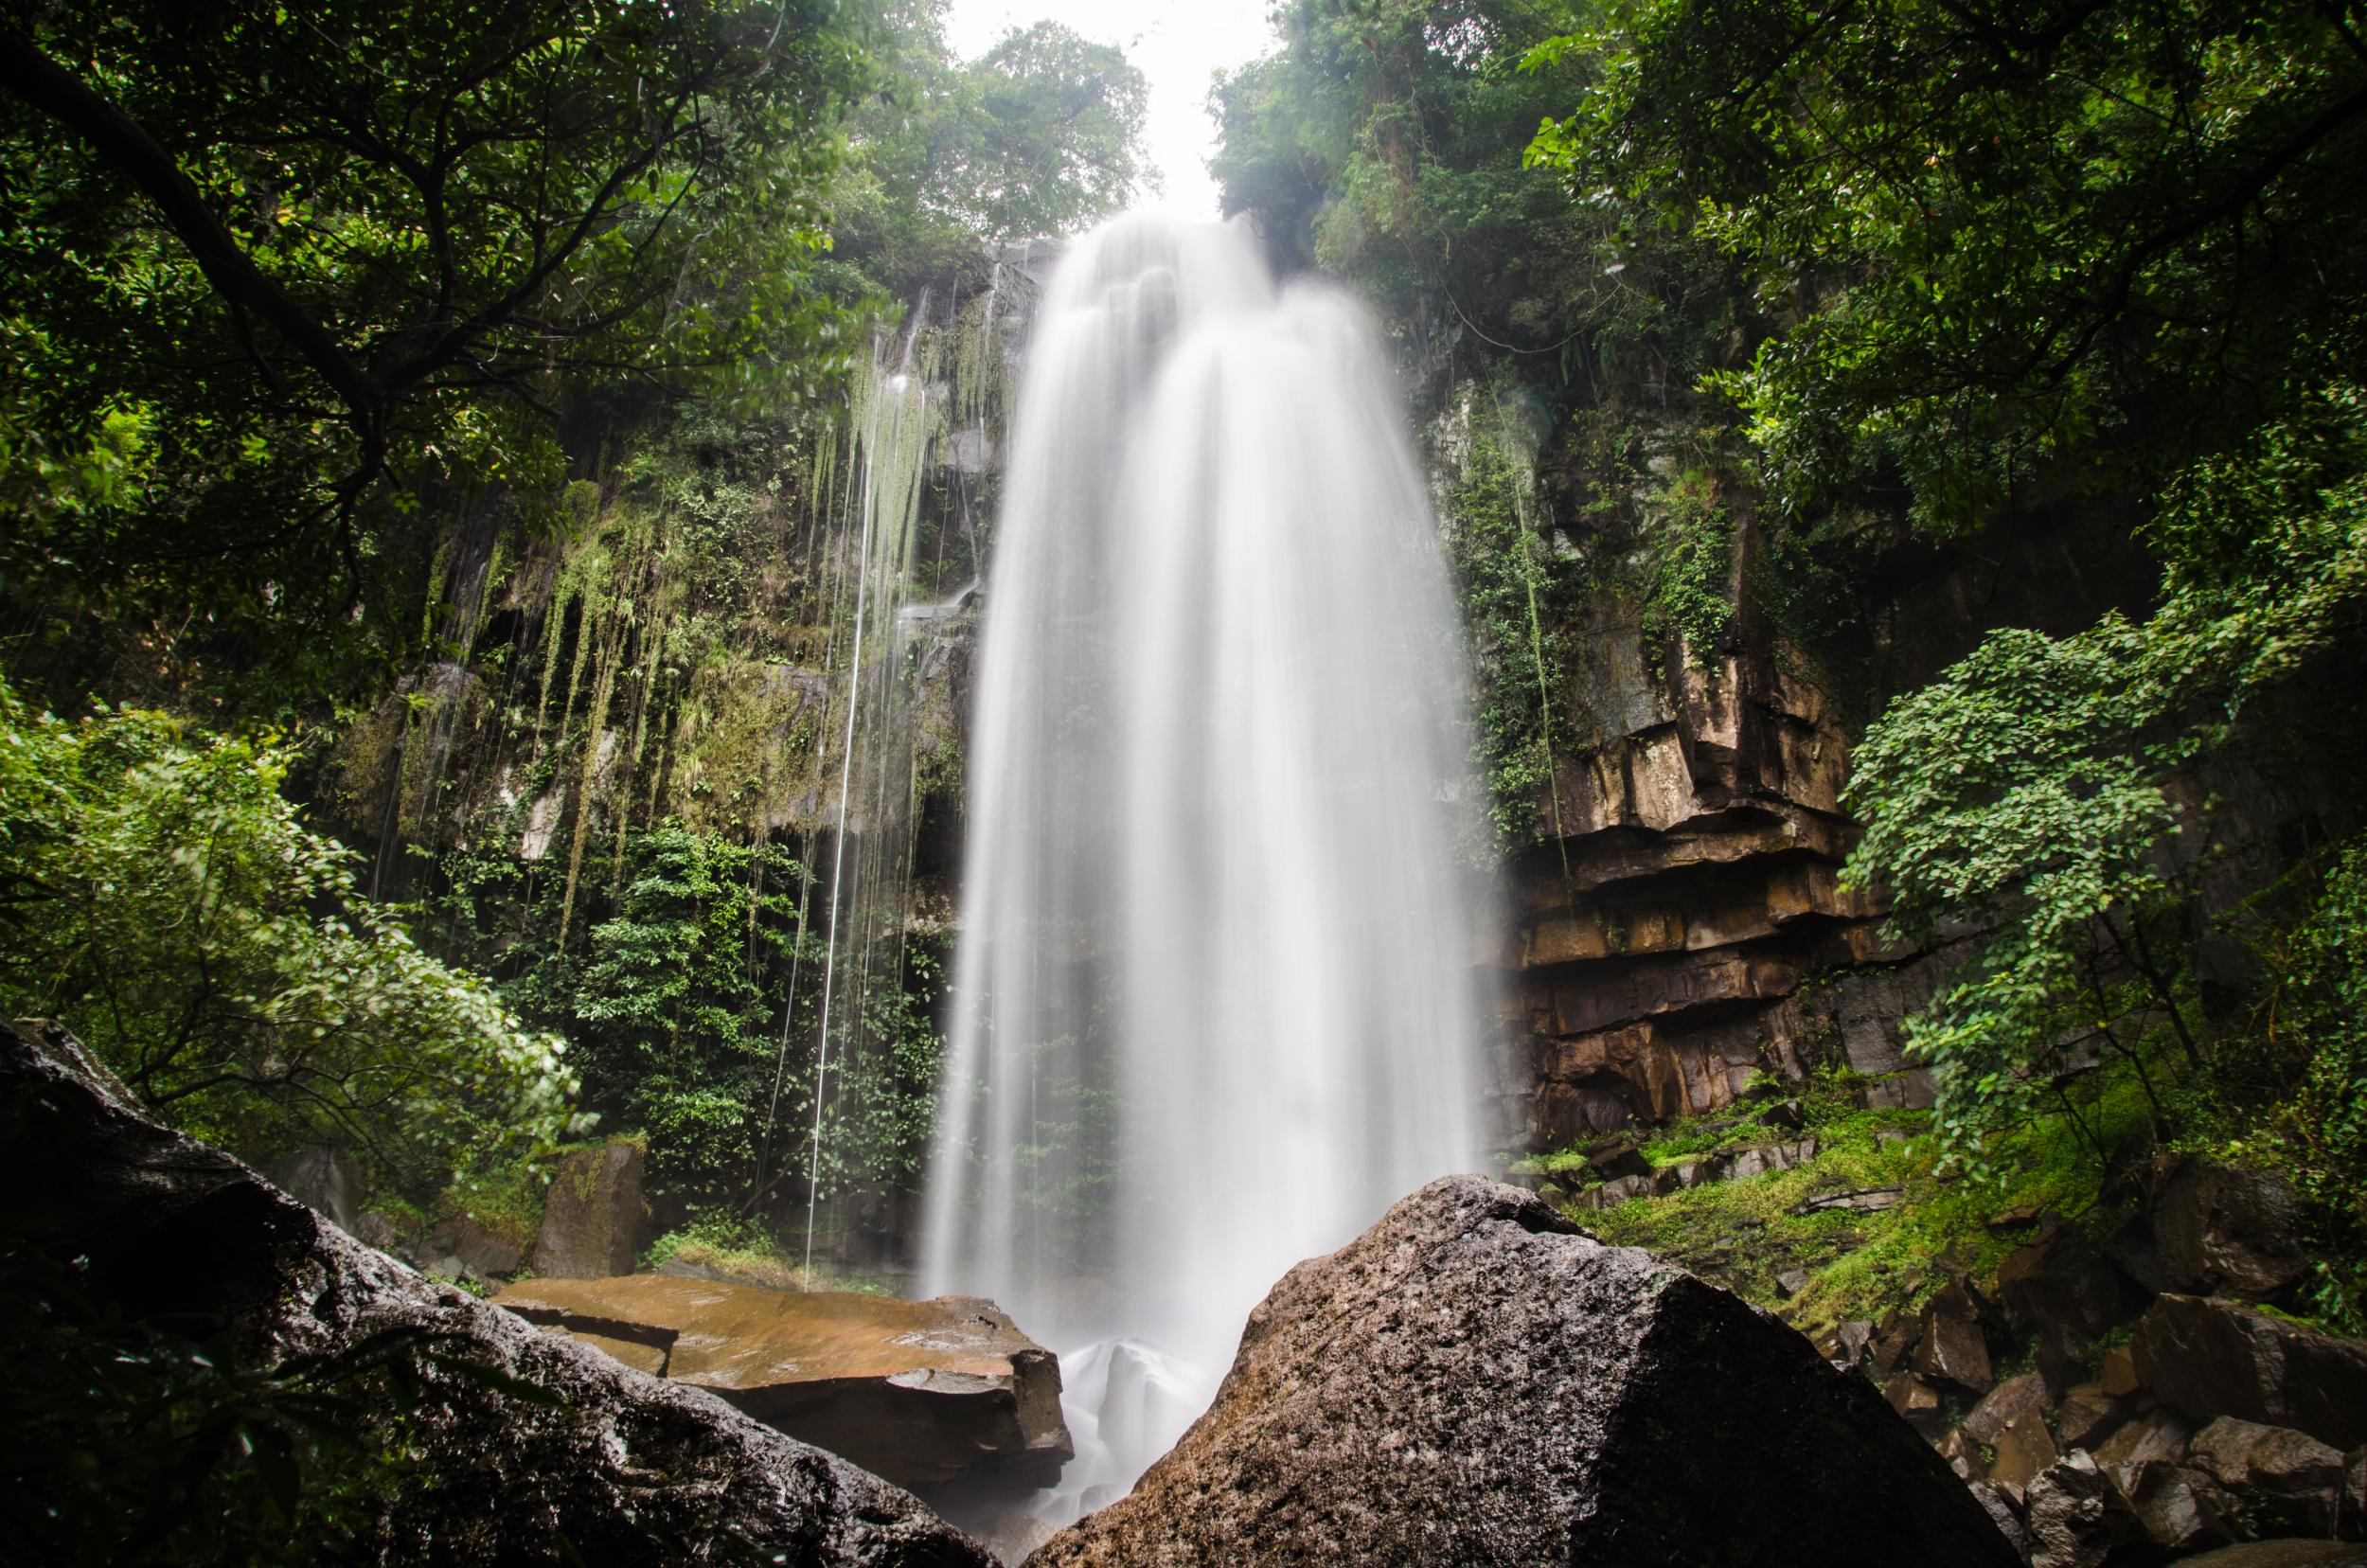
[[1913, 1277, 1998, 1395], [530, 1139, 649, 1278], [1034, 1175, 2020, 1567], [0, 1019, 990, 1566], [2153, 1160, 2308, 1299], [2133, 1293, 2367, 1451], [1995, 1221, 2138, 1342], [2186, 1417, 2351, 1540], [492, 1274, 1073, 1489]]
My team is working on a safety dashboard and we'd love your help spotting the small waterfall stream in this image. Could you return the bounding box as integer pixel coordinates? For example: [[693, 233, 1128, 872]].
[[920, 215, 1486, 1511]]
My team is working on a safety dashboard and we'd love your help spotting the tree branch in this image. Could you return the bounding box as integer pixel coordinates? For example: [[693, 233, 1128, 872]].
[[0, 33, 383, 428]]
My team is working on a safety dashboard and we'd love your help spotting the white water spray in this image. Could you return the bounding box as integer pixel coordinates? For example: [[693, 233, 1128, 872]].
[[920, 215, 1486, 1506]]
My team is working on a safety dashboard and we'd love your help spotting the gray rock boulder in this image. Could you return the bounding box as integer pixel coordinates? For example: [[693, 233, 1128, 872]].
[[0, 1019, 990, 1566], [531, 1139, 649, 1278], [1033, 1175, 2020, 1568], [2022, 1452, 2120, 1568]]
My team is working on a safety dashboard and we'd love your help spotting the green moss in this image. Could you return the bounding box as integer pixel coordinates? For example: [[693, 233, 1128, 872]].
[[1566, 1065, 2153, 1333]]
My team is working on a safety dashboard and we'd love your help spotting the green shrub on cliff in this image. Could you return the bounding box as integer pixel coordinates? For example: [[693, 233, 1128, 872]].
[[0, 677, 579, 1185], [1841, 391, 2367, 1164]]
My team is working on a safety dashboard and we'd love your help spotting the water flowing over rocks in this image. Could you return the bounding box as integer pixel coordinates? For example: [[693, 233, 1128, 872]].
[[1032, 1175, 2020, 1568], [0, 1019, 993, 1566], [491, 1274, 1072, 1489]]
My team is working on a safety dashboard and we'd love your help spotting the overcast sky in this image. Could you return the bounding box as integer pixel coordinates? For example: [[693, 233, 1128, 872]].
[[942, 0, 1279, 220]]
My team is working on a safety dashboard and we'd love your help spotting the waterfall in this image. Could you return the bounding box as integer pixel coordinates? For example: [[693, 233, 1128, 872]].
[[919, 215, 1486, 1506]]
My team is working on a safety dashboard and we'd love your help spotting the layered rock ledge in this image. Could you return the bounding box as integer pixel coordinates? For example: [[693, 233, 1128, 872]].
[[494, 1274, 1072, 1488], [1034, 1174, 2020, 1567]]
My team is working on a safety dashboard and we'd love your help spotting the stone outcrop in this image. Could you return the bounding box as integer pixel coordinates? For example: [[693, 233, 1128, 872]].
[[0, 1019, 992, 1566], [1489, 631, 1959, 1149], [1481, 485, 2173, 1155], [493, 1274, 1072, 1488], [1033, 1175, 2020, 1568], [531, 1138, 649, 1278], [2133, 1294, 2367, 1451]]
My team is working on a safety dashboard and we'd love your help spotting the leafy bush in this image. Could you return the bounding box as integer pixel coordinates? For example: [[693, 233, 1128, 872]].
[[0, 677, 578, 1186], [1842, 389, 2367, 1162]]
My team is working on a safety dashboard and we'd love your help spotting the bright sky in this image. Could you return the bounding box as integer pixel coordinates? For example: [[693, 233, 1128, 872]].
[[942, 0, 1279, 220]]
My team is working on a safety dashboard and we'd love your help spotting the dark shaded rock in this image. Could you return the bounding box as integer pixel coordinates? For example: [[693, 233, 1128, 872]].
[[1968, 1482, 2035, 1562], [1871, 1311, 1922, 1379], [2155, 1159, 2308, 1300], [2133, 1294, 2367, 1451], [2106, 1207, 2172, 1298], [1997, 1224, 2137, 1340], [492, 1274, 1073, 1488], [426, 1216, 526, 1280], [1991, 1405, 2063, 1495], [1814, 1318, 1876, 1370], [2024, 1452, 2118, 1568], [1884, 1369, 1949, 1438], [1964, 1371, 2050, 1447], [2057, 1381, 2131, 1450], [1668, 1153, 1729, 1187], [2179, 1545, 2367, 1568], [531, 1140, 649, 1279], [1863, 1069, 1940, 1111], [2094, 1409, 2209, 1550], [1986, 1201, 2049, 1236], [1914, 1279, 1997, 1395], [1938, 1427, 1982, 1481], [2100, 1344, 2145, 1398], [2035, 1323, 2092, 1395], [2187, 1417, 2347, 1539], [1032, 1176, 2021, 1568], [2095, 1408, 2196, 1493], [1727, 1136, 1818, 1181], [0, 1020, 991, 1567]]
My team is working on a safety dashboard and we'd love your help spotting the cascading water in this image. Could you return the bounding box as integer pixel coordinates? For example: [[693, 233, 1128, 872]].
[[920, 214, 1486, 1510]]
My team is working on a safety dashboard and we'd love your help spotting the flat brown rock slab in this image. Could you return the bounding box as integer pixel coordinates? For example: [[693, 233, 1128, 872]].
[[494, 1274, 1072, 1489]]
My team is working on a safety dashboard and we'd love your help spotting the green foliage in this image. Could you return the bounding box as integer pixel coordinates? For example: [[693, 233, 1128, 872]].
[[1640, 465, 1735, 661], [0, 676, 578, 1187], [1843, 389, 2367, 1158], [641, 1212, 892, 1293], [0, 0, 867, 708], [1443, 425, 1581, 846], [1529, 0, 2367, 537], [826, 7, 1148, 294], [426, 821, 800, 1207], [1213, 0, 1721, 378], [2206, 839, 2367, 1332], [0, 1241, 432, 1565]]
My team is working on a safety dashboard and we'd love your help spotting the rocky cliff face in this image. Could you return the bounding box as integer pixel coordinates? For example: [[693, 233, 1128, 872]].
[[1484, 500, 2162, 1153]]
